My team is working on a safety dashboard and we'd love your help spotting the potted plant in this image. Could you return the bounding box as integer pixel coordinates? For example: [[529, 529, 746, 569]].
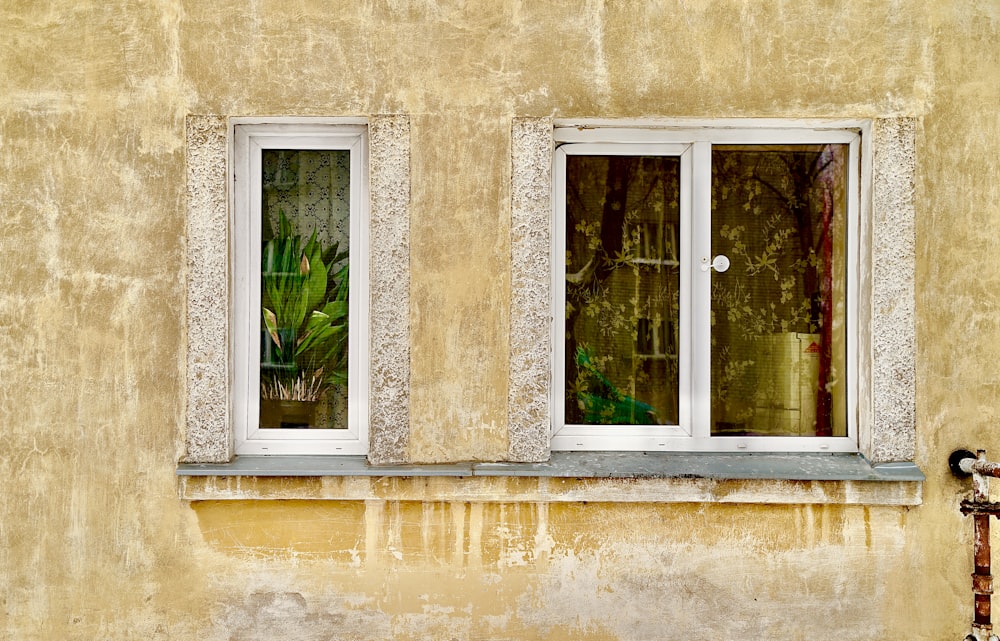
[[259, 210, 349, 428]]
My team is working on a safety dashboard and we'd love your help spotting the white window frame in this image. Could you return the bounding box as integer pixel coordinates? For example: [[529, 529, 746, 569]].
[[551, 125, 862, 453], [231, 121, 370, 455]]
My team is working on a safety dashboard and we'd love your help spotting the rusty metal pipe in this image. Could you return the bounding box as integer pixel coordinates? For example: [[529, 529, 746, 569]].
[[964, 458, 1000, 479], [952, 449, 1000, 641], [952, 449, 1000, 480], [974, 513, 993, 630]]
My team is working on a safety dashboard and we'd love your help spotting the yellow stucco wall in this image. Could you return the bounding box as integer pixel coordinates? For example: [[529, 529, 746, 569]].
[[1, 1, 998, 639]]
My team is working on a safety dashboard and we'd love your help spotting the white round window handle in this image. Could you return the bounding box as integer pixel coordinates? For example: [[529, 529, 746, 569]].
[[700, 255, 731, 273]]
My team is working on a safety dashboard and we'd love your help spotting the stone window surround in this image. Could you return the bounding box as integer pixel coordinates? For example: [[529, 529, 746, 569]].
[[183, 115, 411, 465], [508, 116, 918, 466], [180, 115, 920, 504]]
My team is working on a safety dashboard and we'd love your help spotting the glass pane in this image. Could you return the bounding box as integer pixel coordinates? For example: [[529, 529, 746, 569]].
[[710, 145, 849, 437], [259, 149, 351, 429], [565, 155, 681, 426]]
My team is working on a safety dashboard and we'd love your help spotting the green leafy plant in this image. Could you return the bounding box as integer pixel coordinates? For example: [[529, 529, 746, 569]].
[[260, 210, 349, 402], [574, 346, 658, 424]]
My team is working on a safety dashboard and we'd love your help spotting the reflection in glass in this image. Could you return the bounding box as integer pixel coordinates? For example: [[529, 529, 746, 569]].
[[258, 149, 351, 429], [565, 155, 681, 426], [710, 145, 849, 437]]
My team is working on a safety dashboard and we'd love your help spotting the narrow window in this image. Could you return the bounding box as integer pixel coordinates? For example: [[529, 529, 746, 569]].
[[259, 148, 351, 430], [233, 123, 369, 455]]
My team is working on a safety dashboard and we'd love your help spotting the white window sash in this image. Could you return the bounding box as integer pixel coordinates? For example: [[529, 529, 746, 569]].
[[552, 127, 861, 453], [232, 123, 370, 455]]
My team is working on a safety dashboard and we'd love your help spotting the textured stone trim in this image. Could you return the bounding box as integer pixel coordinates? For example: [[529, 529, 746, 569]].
[[182, 115, 412, 465], [866, 118, 917, 463], [508, 118, 553, 462], [515, 118, 918, 464], [368, 115, 412, 465], [183, 115, 232, 463]]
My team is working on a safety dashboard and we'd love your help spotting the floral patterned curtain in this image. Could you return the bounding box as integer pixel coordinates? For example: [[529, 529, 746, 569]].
[[563, 144, 849, 437]]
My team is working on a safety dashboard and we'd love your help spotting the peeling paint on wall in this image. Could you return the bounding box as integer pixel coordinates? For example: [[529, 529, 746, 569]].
[[1, 0, 998, 639]]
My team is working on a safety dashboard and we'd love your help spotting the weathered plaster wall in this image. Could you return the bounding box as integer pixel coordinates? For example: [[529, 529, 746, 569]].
[[1, 1, 998, 639]]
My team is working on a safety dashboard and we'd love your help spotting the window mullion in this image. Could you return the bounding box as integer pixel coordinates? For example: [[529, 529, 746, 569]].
[[690, 141, 713, 438], [348, 135, 369, 441], [846, 134, 861, 445]]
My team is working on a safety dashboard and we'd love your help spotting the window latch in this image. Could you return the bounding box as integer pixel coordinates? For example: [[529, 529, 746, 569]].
[[700, 255, 731, 273]]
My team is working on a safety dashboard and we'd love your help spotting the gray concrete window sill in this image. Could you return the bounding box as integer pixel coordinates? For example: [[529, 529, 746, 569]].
[[177, 452, 923, 506]]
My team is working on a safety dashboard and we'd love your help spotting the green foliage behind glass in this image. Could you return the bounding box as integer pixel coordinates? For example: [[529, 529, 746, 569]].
[[261, 210, 349, 400]]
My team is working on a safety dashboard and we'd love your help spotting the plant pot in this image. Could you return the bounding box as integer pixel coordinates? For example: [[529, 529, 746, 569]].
[[259, 399, 320, 429]]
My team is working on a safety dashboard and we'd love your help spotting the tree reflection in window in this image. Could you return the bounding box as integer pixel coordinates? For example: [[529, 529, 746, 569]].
[[711, 145, 848, 437], [565, 155, 681, 426], [564, 145, 849, 437]]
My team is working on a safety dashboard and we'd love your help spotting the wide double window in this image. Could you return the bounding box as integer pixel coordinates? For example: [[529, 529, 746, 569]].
[[553, 127, 860, 452], [232, 123, 369, 455]]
